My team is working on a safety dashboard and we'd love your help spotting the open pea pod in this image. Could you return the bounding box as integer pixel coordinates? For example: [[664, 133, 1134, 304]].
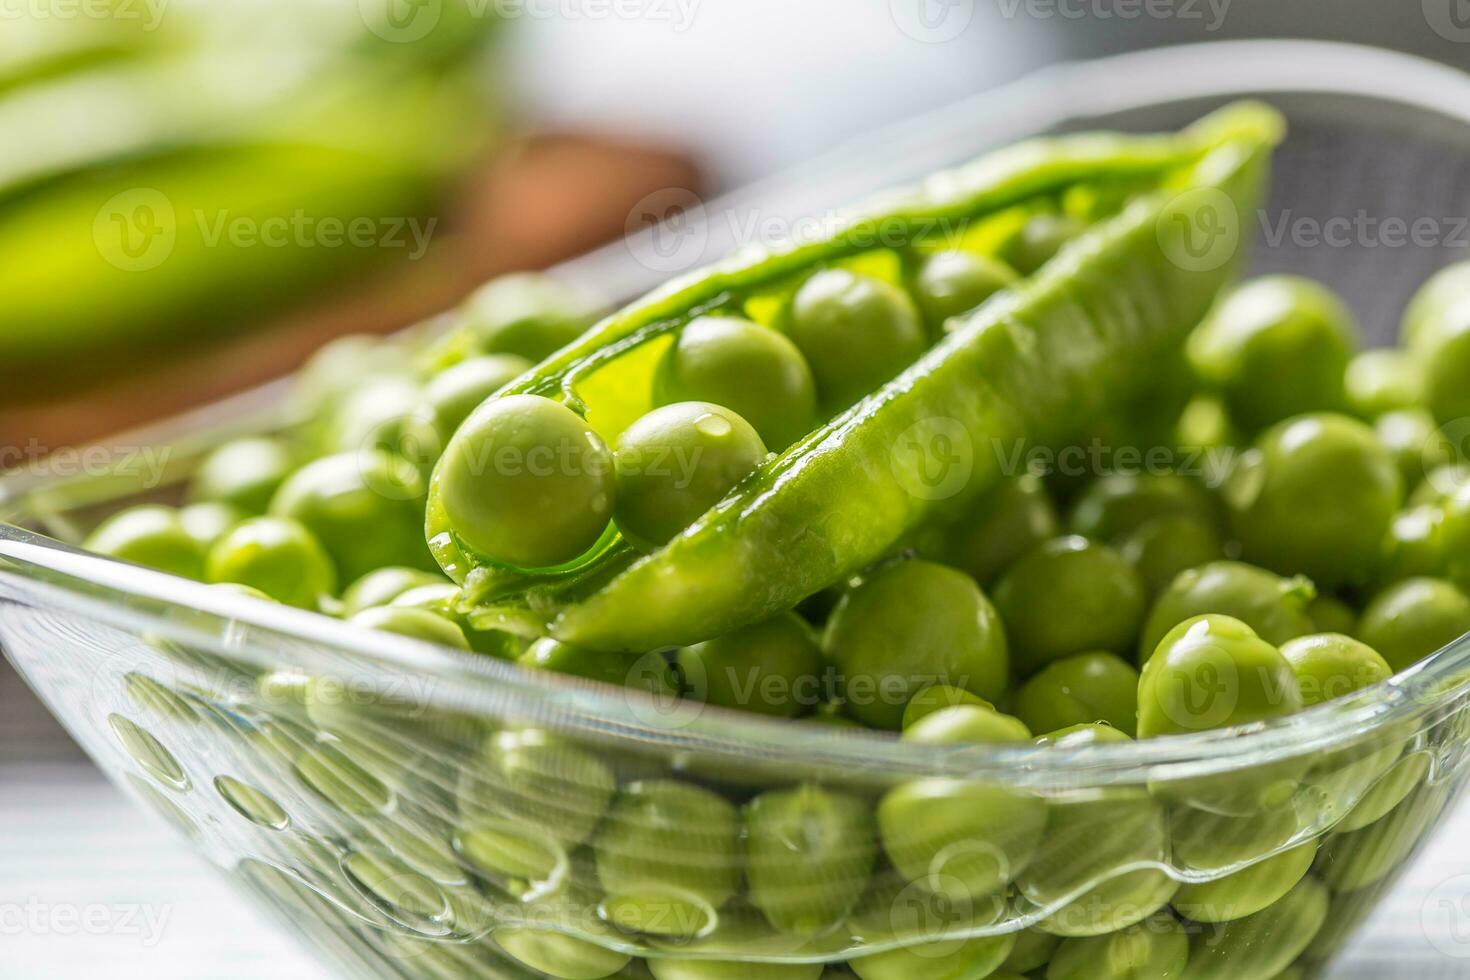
[[434, 102, 1283, 651]]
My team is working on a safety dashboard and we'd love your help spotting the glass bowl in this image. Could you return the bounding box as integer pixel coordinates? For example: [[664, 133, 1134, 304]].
[[7, 40, 1470, 980]]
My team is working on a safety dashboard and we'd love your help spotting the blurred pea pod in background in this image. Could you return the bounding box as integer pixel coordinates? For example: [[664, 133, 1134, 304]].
[[0, 0, 507, 400]]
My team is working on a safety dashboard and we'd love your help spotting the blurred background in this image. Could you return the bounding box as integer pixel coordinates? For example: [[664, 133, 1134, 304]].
[[3, 1, 1470, 977]]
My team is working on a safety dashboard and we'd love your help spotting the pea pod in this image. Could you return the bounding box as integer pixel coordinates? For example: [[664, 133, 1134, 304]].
[[432, 103, 1282, 651]]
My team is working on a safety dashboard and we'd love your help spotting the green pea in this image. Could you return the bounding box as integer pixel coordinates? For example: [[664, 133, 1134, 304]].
[[903, 704, 1031, 745], [787, 268, 927, 411], [1172, 840, 1316, 922], [1001, 928, 1060, 974], [495, 923, 631, 980], [1345, 348, 1424, 419], [1279, 633, 1391, 706], [649, 960, 822, 980], [675, 612, 823, 719], [1356, 577, 1470, 672], [1376, 408, 1451, 494], [434, 394, 615, 569], [878, 707, 1044, 905], [654, 315, 818, 451], [1067, 472, 1219, 543], [1225, 413, 1402, 587], [744, 784, 876, 936], [85, 505, 207, 580], [520, 638, 679, 698], [824, 559, 1010, 730], [457, 272, 596, 361], [993, 537, 1147, 675], [1416, 302, 1470, 429], [340, 566, 449, 617], [389, 583, 519, 659], [1045, 914, 1188, 980], [593, 780, 741, 938], [1306, 594, 1358, 636], [270, 450, 435, 581], [1021, 789, 1176, 937], [323, 374, 423, 457], [1003, 212, 1088, 275], [1118, 515, 1226, 596], [188, 436, 295, 514], [912, 250, 1018, 333], [347, 606, 469, 650], [1377, 504, 1448, 587], [1170, 805, 1301, 872], [1013, 652, 1140, 737], [205, 516, 336, 609], [422, 353, 533, 442], [1138, 562, 1315, 665], [1180, 877, 1328, 980], [1411, 462, 1470, 507], [849, 934, 1015, 980], [1187, 276, 1359, 433], [1336, 749, 1430, 833], [177, 502, 245, 553], [1321, 783, 1449, 893], [1303, 739, 1404, 832], [613, 402, 766, 550], [941, 472, 1060, 586], [1138, 615, 1302, 738], [1438, 485, 1470, 588], [901, 684, 990, 729], [1033, 721, 1130, 748]]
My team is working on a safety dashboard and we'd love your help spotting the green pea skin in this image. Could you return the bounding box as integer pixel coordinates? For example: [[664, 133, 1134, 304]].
[[654, 315, 818, 451], [177, 501, 245, 553], [1013, 652, 1140, 737], [340, 566, 449, 617], [270, 450, 436, 581], [1335, 749, 1431, 833], [878, 705, 1044, 905], [786, 268, 927, 411], [824, 559, 1010, 730], [1278, 633, 1391, 707], [901, 684, 989, 729], [993, 536, 1147, 675], [1377, 504, 1447, 587], [1225, 413, 1402, 588], [743, 784, 876, 936], [613, 402, 767, 551], [85, 505, 207, 580], [1001, 928, 1061, 973], [911, 249, 1018, 334], [1139, 615, 1303, 738], [593, 780, 741, 938], [1003, 212, 1088, 275], [1345, 347, 1424, 418], [1118, 515, 1226, 596], [1045, 914, 1188, 980], [457, 272, 597, 361], [1172, 840, 1316, 923], [1138, 561, 1316, 665], [1180, 877, 1328, 980], [675, 612, 823, 719], [347, 606, 469, 649], [1376, 409, 1451, 494], [1187, 275, 1359, 433], [1402, 260, 1470, 347], [1438, 485, 1470, 588], [434, 394, 615, 570], [1415, 299, 1470, 429], [941, 471, 1060, 586], [421, 353, 533, 443], [188, 436, 295, 514], [1067, 472, 1219, 543], [205, 516, 336, 609], [1356, 577, 1470, 673]]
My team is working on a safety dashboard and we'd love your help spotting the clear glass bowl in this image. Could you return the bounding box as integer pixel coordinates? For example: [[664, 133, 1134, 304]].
[[6, 40, 1470, 980]]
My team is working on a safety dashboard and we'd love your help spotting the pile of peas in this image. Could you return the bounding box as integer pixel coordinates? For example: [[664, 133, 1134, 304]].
[[80, 254, 1470, 979]]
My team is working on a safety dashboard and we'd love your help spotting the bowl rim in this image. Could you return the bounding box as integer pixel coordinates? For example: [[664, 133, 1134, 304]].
[[6, 39, 1470, 786]]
